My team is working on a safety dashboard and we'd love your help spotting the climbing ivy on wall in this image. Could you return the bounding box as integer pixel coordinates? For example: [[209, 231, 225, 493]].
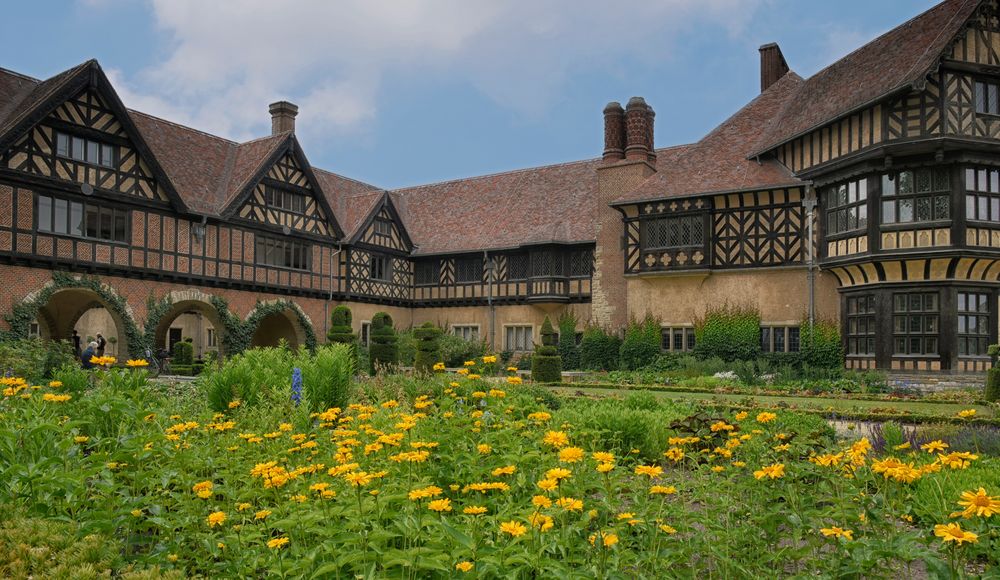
[[209, 295, 317, 355], [1, 272, 146, 358]]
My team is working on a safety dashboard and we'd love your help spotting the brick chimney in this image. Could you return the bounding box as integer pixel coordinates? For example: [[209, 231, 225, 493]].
[[759, 43, 789, 92], [269, 101, 298, 134], [602, 102, 626, 162], [624, 97, 653, 161]]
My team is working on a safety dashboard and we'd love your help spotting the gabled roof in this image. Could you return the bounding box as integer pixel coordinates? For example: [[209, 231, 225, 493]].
[[0, 61, 92, 141], [615, 73, 805, 205], [347, 190, 414, 251], [752, 0, 979, 156], [314, 169, 382, 240]]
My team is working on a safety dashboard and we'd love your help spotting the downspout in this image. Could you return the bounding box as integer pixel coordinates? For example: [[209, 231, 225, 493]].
[[485, 250, 495, 350], [801, 184, 817, 328], [325, 242, 343, 340]]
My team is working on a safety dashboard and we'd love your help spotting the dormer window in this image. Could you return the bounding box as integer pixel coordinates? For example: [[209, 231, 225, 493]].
[[263, 185, 306, 213], [55, 132, 115, 168]]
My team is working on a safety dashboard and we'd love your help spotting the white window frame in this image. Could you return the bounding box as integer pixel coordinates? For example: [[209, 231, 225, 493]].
[[660, 325, 695, 352], [504, 324, 534, 352], [760, 325, 801, 353], [451, 324, 480, 342]]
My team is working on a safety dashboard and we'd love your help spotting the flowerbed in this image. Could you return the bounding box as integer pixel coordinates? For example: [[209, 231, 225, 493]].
[[1, 358, 998, 577]]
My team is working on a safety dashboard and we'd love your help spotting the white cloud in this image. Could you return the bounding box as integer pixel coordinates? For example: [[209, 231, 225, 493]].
[[94, 0, 763, 143]]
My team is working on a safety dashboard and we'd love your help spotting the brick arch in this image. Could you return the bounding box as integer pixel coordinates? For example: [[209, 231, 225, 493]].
[[244, 300, 316, 351], [31, 284, 136, 356], [149, 289, 227, 357]]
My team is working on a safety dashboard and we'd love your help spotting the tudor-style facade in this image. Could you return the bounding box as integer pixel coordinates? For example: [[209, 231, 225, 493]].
[[0, 0, 997, 373]]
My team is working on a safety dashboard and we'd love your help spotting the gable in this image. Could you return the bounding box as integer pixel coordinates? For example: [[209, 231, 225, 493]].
[[948, 0, 1000, 65], [356, 202, 412, 252], [236, 150, 335, 237], [1, 87, 170, 202]]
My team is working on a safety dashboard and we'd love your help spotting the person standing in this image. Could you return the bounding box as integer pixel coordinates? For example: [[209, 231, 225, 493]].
[[72, 330, 81, 357], [96, 333, 106, 357]]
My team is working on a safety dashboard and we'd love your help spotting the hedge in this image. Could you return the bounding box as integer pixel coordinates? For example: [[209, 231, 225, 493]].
[[413, 322, 443, 373], [172, 339, 194, 366], [619, 315, 661, 371], [800, 318, 844, 369], [695, 303, 761, 362], [580, 324, 621, 371], [987, 367, 1000, 403], [558, 311, 580, 370], [532, 316, 562, 382], [369, 312, 398, 373]]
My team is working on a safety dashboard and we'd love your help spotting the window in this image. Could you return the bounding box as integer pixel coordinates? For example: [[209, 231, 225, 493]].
[[531, 250, 562, 277], [360, 322, 371, 347], [881, 169, 950, 224], [414, 260, 439, 285], [263, 186, 306, 213], [452, 325, 480, 342], [846, 295, 876, 355], [975, 80, 1000, 116], [825, 178, 868, 235], [374, 219, 392, 237], [36, 193, 128, 242], [639, 215, 703, 250], [892, 292, 938, 355], [569, 249, 593, 277], [55, 132, 115, 168], [207, 328, 217, 348], [507, 254, 529, 280], [965, 167, 1000, 222], [660, 327, 696, 352], [456, 257, 482, 283], [505, 325, 533, 351], [369, 254, 391, 281], [254, 235, 310, 270], [958, 292, 991, 356], [761, 327, 800, 353], [28, 321, 40, 339]]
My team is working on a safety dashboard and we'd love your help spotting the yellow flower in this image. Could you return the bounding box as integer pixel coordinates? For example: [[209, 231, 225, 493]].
[[650, 485, 677, 495], [664, 447, 685, 462], [463, 360, 476, 367], [267, 537, 290, 549], [428, 498, 452, 512], [237, 502, 252, 511], [773, 443, 791, 452], [537, 478, 558, 492], [734, 411, 748, 420], [344, 471, 374, 487], [753, 463, 785, 480], [711, 466, 725, 473], [893, 442, 911, 450], [543, 431, 569, 448], [192, 481, 214, 499], [659, 524, 677, 534], [555, 497, 583, 512], [957, 409, 976, 418], [228, 400, 241, 409], [464, 505, 488, 515], [491, 465, 516, 476], [74, 436, 90, 444], [938, 451, 978, 470], [756, 412, 777, 424], [131, 509, 142, 517], [532, 495, 552, 508], [48, 380, 62, 387], [506, 375, 523, 384], [558, 446, 585, 463], [529, 513, 554, 531], [167, 554, 179, 562], [455, 561, 474, 572], [957, 487, 1000, 519], [920, 440, 948, 453], [596, 462, 615, 473], [477, 444, 492, 454], [125, 359, 149, 367], [634, 465, 663, 478], [206, 511, 226, 527], [254, 509, 272, 521], [408, 486, 443, 501], [500, 520, 527, 537], [710, 421, 734, 432], [589, 532, 618, 547], [934, 523, 978, 545], [433, 362, 446, 371], [819, 527, 854, 541]]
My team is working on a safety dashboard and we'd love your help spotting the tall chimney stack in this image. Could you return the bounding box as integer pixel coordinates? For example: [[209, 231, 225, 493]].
[[269, 101, 299, 135], [625, 97, 653, 162], [602, 102, 626, 162], [759, 43, 789, 92]]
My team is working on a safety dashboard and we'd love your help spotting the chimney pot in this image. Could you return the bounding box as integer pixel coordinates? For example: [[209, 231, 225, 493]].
[[625, 96, 653, 161], [759, 43, 789, 92], [602, 101, 626, 162], [269, 101, 299, 135]]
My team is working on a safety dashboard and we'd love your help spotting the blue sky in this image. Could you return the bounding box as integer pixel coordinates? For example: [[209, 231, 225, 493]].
[[1, 0, 938, 189]]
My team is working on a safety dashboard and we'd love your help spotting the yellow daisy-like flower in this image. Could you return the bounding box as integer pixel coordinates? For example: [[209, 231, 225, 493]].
[[659, 524, 677, 534], [267, 537, 290, 549], [558, 446, 585, 463], [192, 481, 214, 499], [634, 465, 663, 478], [819, 527, 854, 541], [506, 376, 523, 385], [957, 409, 976, 418], [537, 478, 558, 492], [428, 498, 452, 512], [753, 463, 785, 480], [254, 509, 272, 521], [455, 561, 474, 572], [545, 467, 572, 480], [592, 451, 615, 463], [756, 412, 777, 424], [530, 512, 554, 531], [664, 447, 685, 462], [543, 431, 569, 448], [921, 440, 949, 453], [463, 505, 488, 515], [934, 523, 978, 545], [500, 520, 527, 537], [125, 359, 149, 367], [477, 444, 492, 454], [463, 360, 476, 367], [555, 497, 583, 512], [74, 436, 90, 444], [596, 462, 614, 473], [734, 411, 748, 420], [206, 511, 226, 528], [237, 502, 252, 512], [957, 487, 1000, 519], [650, 485, 677, 495], [531, 495, 552, 508], [491, 465, 516, 476]]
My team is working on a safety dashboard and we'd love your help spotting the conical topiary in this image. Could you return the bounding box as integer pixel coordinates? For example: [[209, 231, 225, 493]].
[[414, 322, 443, 373], [532, 316, 562, 382], [327, 305, 356, 345]]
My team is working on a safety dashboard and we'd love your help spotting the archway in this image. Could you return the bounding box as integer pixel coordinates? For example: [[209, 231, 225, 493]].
[[35, 287, 129, 358], [249, 308, 306, 349], [152, 298, 225, 359]]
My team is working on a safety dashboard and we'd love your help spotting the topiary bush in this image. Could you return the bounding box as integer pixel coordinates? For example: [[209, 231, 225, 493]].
[[800, 318, 844, 369], [986, 367, 1000, 402], [413, 322, 443, 373], [579, 324, 621, 371], [327, 305, 356, 345], [368, 312, 398, 374], [558, 311, 581, 370], [619, 314, 661, 371], [694, 303, 761, 362], [172, 339, 194, 366], [532, 316, 562, 382]]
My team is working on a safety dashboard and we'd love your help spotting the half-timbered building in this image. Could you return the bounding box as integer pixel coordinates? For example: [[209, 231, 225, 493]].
[[0, 0, 996, 373]]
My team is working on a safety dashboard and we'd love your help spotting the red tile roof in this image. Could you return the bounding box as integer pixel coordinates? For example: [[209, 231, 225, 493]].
[[752, 0, 978, 156], [615, 73, 805, 205]]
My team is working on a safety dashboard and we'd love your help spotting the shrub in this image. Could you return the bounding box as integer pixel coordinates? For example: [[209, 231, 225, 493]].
[[440, 334, 487, 367], [397, 329, 417, 366], [413, 322, 443, 373], [800, 318, 843, 369], [368, 312, 398, 373], [579, 324, 621, 371], [297, 344, 354, 411], [203, 347, 293, 412], [695, 303, 761, 362], [172, 339, 193, 366], [51, 363, 91, 398], [532, 316, 562, 382], [619, 315, 661, 371], [327, 305, 356, 345], [0, 338, 75, 383], [558, 311, 580, 370], [986, 367, 1000, 402]]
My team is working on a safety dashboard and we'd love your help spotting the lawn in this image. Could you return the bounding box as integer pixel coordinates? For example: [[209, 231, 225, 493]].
[[1, 349, 998, 578]]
